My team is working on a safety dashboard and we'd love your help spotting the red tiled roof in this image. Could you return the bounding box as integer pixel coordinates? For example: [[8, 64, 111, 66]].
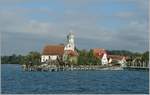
[[64, 50, 78, 56], [93, 48, 107, 58], [42, 45, 64, 55]]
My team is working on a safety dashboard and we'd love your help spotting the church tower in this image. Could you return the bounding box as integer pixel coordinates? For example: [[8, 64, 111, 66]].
[[64, 30, 75, 51]]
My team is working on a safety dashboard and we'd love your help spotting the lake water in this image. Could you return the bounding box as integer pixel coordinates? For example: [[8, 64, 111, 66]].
[[1, 64, 149, 94]]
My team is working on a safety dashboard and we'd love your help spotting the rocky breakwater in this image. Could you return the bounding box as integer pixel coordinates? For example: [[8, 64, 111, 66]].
[[22, 63, 123, 72]]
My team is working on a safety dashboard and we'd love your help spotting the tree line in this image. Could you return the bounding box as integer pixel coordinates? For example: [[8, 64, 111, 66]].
[[107, 50, 149, 61], [1, 52, 41, 65]]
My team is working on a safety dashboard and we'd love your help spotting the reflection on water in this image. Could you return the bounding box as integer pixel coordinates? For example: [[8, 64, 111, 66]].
[[1, 64, 149, 94]]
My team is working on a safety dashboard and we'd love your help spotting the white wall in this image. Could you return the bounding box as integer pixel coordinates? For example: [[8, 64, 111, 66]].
[[64, 44, 74, 51], [41, 55, 58, 62], [101, 53, 108, 65], [50, 55, 57, 60]]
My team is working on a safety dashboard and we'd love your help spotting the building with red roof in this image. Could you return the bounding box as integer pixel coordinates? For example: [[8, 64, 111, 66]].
[[41, 32, 78, 63], [93, 48, 107, 58]]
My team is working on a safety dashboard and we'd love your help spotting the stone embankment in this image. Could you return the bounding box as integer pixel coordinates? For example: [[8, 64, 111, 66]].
[[22, 64, 123, 72]]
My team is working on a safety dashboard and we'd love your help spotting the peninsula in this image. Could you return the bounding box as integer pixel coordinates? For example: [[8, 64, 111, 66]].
[[18, 32, 149, 71]]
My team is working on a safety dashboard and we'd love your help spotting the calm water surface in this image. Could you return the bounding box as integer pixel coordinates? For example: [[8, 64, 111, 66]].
[[1, 64, 149, 94]]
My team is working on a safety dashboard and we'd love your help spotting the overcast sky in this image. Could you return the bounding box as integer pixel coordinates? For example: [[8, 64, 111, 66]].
[[1, 0, 149, 55]]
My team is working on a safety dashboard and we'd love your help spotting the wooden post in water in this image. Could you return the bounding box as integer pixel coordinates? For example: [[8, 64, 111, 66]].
[[140, 62, 142, 68], [132, 61, 136, 67], [143, 61, 146, 67], [129, 62, 131, 67], [141, 61, 143, 68], [139, 61, 141, 68], [136, 61, 138, 67]]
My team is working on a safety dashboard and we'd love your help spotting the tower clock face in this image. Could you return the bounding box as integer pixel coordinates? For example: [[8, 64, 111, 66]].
[[69, 38, 74, 43]]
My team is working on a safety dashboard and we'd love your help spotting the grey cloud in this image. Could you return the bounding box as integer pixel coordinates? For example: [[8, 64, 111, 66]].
[[76, 21, 149, 52], [113, 21, 149, 51], [14, 8, 51, 15], [1, 31, 65, 55], [0, 10, 62, 37]]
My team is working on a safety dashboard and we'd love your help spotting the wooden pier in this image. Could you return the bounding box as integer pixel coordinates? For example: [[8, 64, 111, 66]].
[[123, 58, 149, 70]]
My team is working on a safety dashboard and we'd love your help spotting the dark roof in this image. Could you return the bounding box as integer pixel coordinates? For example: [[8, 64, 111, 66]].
[[42, 45, 64, 55]]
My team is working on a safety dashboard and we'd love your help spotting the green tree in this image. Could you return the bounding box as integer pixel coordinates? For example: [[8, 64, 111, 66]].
[[28, 51, 41, 64], [77, 49, 88, 65]]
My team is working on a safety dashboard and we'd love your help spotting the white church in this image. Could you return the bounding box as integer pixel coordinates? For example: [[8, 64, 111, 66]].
[[41, 31, 77, 63]]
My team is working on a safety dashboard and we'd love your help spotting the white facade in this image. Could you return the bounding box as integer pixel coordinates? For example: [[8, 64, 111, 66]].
[[64, 31, 75, 51], [101, 53, 108, 65], [41, 55, 58, 62]]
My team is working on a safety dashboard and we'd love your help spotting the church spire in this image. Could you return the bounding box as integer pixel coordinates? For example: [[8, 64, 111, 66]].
[[64, 31, 75, 51]]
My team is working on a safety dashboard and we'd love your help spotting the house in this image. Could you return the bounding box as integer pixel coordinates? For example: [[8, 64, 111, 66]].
[[108, 55, 128, 66], [93, 48, 107, 58], [101, 53, 108, 65], [92, 48, 128, 65], [41, 31, 78, 64], [41, 45, 64, 62], [93, 48, 108, 65]]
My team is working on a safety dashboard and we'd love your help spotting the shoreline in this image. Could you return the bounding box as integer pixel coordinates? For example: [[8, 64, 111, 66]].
[[1, 64, 148, 71], [22, 64, 149, 72], [22, 64, 124, 72]]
